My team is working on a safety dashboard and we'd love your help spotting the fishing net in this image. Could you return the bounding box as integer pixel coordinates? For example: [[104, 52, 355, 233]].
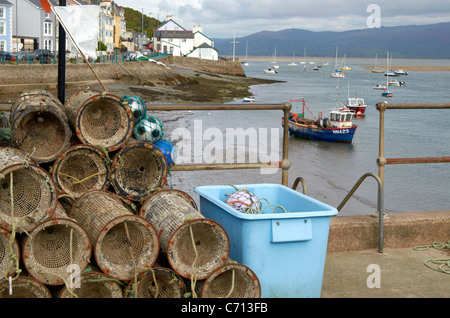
[[153, 139, 177, 167], [122, 95, 147, 124], [133, 115, 163, 143], [225, 188, 262, 214]]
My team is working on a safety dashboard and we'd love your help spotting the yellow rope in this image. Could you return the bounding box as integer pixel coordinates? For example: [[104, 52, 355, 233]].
[[189, 224, 199, 298], [5, 172, 22, 283], [124, 221, 139, 298]]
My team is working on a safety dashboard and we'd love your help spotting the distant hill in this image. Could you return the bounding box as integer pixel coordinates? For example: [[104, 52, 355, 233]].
[[213, 22, 450, 59]]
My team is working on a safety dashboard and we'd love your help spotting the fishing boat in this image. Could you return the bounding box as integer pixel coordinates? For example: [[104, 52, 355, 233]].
[[346, 96, 367, 116], [282, 99, 357, 143]]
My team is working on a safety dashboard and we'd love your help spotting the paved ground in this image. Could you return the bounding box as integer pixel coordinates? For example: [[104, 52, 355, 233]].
[[321, 246, 450, 298]]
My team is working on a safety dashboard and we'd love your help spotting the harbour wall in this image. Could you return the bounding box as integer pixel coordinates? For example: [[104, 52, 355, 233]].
[[328, 210, 449, 252]]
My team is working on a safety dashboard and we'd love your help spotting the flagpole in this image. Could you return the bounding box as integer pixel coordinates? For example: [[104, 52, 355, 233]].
[[51, 4, 109, 93]]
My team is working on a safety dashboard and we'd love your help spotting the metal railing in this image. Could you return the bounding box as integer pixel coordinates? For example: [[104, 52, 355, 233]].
[[337, 101, 450, 253], [147, 102, 292, 186]]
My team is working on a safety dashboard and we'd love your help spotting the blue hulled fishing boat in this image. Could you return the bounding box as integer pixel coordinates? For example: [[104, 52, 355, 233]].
[[282, 99, 357, 143]]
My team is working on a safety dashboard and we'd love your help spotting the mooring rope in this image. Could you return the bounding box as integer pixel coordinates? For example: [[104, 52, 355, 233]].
[[5, 172, 23, 292], [123, 221, 139, 298], [414, 241, 450, 274], [189, 224, 199, 298]]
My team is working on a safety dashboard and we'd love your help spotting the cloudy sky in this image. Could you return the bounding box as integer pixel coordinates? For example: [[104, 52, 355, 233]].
[[114, 0, 450, 38]]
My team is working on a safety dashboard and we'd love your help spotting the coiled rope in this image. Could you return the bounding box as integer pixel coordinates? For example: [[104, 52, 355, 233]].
[[414, 241, 450, 274]]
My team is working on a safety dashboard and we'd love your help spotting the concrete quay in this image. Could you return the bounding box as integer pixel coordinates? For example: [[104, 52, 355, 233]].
[[321, 211, 450, 298]]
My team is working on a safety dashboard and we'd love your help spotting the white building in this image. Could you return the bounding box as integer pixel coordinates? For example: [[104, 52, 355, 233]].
[[153, 19, 218, 60]]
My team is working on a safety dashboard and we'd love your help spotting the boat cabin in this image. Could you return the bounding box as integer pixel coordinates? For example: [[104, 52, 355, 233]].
[[329, 108, 355, 128], [346, 97, 366, 108]]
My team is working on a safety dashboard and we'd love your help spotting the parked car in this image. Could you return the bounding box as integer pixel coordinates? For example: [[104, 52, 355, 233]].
[[12, 51, 31, 61], [123, 51, 139, 61], [31, 49, 54, 63], [0, 51, 12, 61]]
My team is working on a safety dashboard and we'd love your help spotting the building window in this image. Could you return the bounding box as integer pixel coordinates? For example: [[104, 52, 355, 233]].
[[0, 7, 4, 19], [44, 39, 52, 50], [0, 22, 4, 36], [0, 40, 5, 51], [44, 22, 53, 36]]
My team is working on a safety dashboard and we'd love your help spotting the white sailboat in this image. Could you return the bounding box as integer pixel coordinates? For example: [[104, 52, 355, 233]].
[[272, 46, 279, 69], [372, 54, 383, 73], [289, 53, 298, 66], [331, 47, 345, 78], [381, 52, 393, 97], [242, 41, 249, 67]]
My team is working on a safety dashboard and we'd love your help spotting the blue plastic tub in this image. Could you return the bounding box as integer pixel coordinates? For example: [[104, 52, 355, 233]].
[[194, 183, 338, 298]]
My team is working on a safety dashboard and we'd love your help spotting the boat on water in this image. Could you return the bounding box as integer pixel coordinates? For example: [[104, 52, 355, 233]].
[[331, 47, 345, 78], [371, 54, 383, 73], [381, 52, 394, 97], [346, 96, 367, 116], [388, 79, 405, 86], [373, 84, 387, 90], [394, 69, 408, 75], [282, 99, 357, 143], [264, 67, 278, 74], [340, 55, 352, 70], [243, 96, 255, 102]]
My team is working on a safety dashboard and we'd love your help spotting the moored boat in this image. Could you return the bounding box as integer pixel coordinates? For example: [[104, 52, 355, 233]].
[[346, 96, 367, 116], [282, 99, 357, 143], [264, 67, 278, 74]]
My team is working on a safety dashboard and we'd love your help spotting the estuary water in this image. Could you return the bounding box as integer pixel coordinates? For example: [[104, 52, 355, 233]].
[[166, 58, 450, 216]]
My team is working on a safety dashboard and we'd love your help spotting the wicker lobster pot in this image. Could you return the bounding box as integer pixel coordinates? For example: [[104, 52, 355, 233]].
[[52, 144, 111, 199], [0, 111, 11, 146], [139, 189, 230, 280], [22, 218, 92, 286], [58, 270, 124, 298], [9, 89, 72, 163], [69, 190, 160, 281], [0, 147, 58, 233], [124, 266, 186, 298], [110, 141, 168, 201], [0, 228, 20, 280], [64, 89, 134, 152], [0, 275, 51, 298], [198, 262, 261, 298]]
